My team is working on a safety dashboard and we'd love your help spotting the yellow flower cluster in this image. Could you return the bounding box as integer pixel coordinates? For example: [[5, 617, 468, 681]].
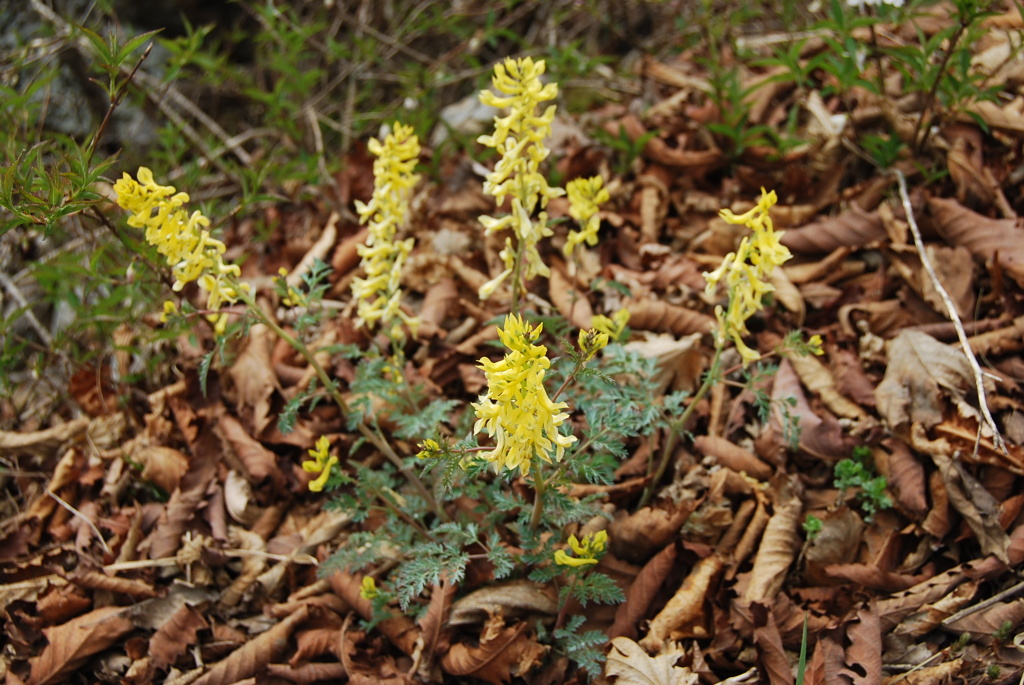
[[359, 575, 379, 600], [477, 57, 566, 299], [472, 315, 577, 476], [352, 122, 421, 338], [302, 435, 337, 492], [114, 167, 246, 334], [563, 175, 609, 257], [703, 188, 792, 365], [554, 530, 608, 567], [577, 328, 609, 362], [591, 309, 630, 343]]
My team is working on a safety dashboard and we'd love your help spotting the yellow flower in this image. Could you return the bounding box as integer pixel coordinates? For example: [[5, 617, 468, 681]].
[[302, 435, 338, 493], [563, 176, 610, 257], [416, 438, 442, 460], [807, 334, 825, 355], [472, 315, 577, 475], [555, 530, 608, 567], [591, 309, 630, 342], [115, 167, 247, 335], [578, 328, 609, 362], [351, 122, 421, 338], [703, 188, 791, 366], [360, 576, 379, 600], [477, 57, 565, 299]]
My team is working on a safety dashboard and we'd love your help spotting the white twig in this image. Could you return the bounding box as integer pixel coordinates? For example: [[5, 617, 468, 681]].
[[46, 490, 111, 555], [895, 171, 1007, 454]]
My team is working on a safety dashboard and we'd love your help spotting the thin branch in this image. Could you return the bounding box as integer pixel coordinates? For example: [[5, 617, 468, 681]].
[[895, 171, 1007, 455]]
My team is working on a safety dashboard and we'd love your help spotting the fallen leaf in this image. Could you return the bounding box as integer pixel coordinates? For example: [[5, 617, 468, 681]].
[[743, 479, 802, 604], [624, 332, 705, 395], [606, 637, 699, 685], [875, 330, 985, 430], [149, 604, 209, 671], [609, 542, 678, 640], [927, 195, 1024, 289], [642, 553, 723, 651], [440, 622, 546, 685], [838, 602, 882, 685], [780, 204, 886, 254], [29, 606, 134, 685]]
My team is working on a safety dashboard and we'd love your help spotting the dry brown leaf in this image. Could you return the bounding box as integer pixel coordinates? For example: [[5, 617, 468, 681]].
[[549, 265, 593, 330], [875, 441, 928, 516], [749, 602, 792, 685], [641, 554, 723, 651], [149, 604, 209, 671], [771, 360, 851, 460], [191, 605, 309, 685], [133, 445, 189, 494], [609, 542, 678, 640], [944, 598, 1024, 637], [144, 425, 220, 560], [440, 622, 546, 685], [780, 205, 886, 254], [803, 507, 865, 586], [268, 662, 347, 684], [927, 195, 1024, 289], [743, 480, 802, 604], [875, 330, 984, 431], [839, 602, 882, 685], [768, 267, 805, 324], [892, 581, 978, 637], [610, 505, 694, 564], [785, 352, 869, 421], [964, 97, 1024, 135], [624, 333, 705, 395], [625, 299, 715, 338], [218, 413, 283, 489], [416, 579, 456, 679], [0, 417, 89, 459], [448, 581, 557, 627], [912, 426, 1009, 562], [224, 323, 280, 435], [29, 606, 134, 685], [606, 637, 699, 685], [824, 564, 926, 592], [329, 572, 420, 656], [290, 627, 343, 664], [692, 435, 772, 481]]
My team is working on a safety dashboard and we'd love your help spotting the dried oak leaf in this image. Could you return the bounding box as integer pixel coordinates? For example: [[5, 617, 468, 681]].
[[149, 604, 208, 671], [606, 637, 699, 685], [440, 622, 546, 685], [838, 602, 883, 685], [927, 195, 1024, 289], [29, 606, 134, 685], [875, 330, 984, 431], [780, 204, 886, 254]]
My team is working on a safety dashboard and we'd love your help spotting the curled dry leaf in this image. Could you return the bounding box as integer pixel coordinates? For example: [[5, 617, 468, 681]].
[[218, 413, 283, 489], [692, 435, 772, 481], [875, 330, 986, 431], [191, 605, 309, 685], [780, 204, 886, 254], [641, 554, 723, 652], [440, 621, 546, 685], [743, 480, 803, 604], [610, 505, 695, 565], [606, 637, 699, 685], [625, 299, 715, 338], [448, 581, 557, 627], [875, 440, 928, 516], [927, 195, 1024, 289], [29, 606, 134, 685], [912, 426, 1009, 562], [609, 542, 678, 640], [803, 507, 865, 586]]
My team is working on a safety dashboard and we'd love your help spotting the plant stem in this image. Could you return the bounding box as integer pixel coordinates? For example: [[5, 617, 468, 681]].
[[554, 575, 579, 631], [637, 345, 722, 509], [529, 465, 547, 531], [235, 284, 447, 521], [911, 16, 967, 154]]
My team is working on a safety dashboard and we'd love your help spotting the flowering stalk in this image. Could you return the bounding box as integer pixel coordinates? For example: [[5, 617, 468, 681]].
[[640, 188, 792, 507], [114, 167, 248, 335], [477, 57, 565, 309], [352, 122, 421, 341], [563, 175, 609, 258]]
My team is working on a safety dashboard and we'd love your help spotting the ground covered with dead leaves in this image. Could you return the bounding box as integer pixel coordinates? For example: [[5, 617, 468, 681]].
[[5, 2, 1024, 684]]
